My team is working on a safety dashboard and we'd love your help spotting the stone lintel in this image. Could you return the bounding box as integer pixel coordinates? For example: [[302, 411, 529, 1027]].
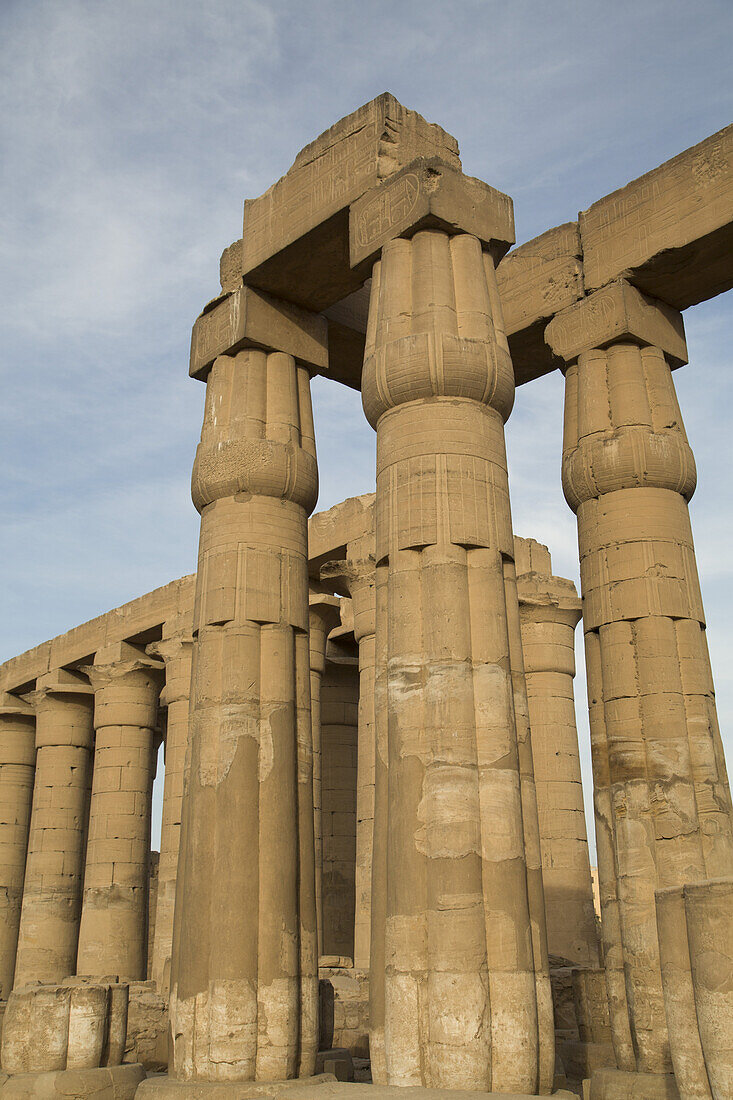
[[308, 494, 375, 581], [497, 222, 584, 385], [189, 286, 328, 381], [580, 122, 733, 309], [349, 157, 515, 270], [545, 279, 687, 367], [240, 93, 460, 312]]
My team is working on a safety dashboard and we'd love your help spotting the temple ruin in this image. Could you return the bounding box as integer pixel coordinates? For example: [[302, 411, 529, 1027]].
[[0, 95, 732, 1099]]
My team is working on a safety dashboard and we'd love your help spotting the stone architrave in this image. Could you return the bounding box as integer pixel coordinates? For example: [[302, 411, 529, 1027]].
[[360, 222, 550, 1092], [308, 592, 342, 956], [556, 282, 733, 1076], [321, 521, 377, 973], [168, 301, 326, 1082], [76, 642, 164, 980], [14, 671, 95, 987], [0, 693, 35, 999], [515, 538, 600, 969], [147, 635, 194, 993]]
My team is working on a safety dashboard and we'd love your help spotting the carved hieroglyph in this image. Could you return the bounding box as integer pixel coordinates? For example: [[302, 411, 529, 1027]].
[[362, 229, 551, 1093], [169, 347, 320, 1081]]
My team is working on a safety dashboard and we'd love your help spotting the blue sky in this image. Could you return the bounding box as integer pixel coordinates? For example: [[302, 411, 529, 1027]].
[[1, 0, 731, 849]]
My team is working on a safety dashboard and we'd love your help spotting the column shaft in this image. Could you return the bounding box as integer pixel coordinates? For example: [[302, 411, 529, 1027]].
[[149, 636, 193, 993], [77, 642, 163, 980], [0, 694, 36, 998], [363, 230, 545, 1092], [308, 594, 341, 958], [516, 540, 600, 969], [14, 672, 94, 986], [562, 340, 733, 1074], [170, 349, 318, 1082]]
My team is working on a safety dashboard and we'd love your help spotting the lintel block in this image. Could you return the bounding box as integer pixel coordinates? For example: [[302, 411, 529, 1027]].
[[545, 279, 687, 366], [189, 285, 328, 380], [349, 157, 514, 269]]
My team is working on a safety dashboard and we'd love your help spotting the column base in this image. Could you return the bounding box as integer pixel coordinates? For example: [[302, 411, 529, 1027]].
[[0, 1062, 145, 1097], [137, 1075, 579, 1098], [587, 1068, 680, 1100]]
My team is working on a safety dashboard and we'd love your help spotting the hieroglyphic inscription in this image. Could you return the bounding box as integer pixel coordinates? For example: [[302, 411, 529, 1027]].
[[581, 123, 733, 296], [354, 173, 420, 250]]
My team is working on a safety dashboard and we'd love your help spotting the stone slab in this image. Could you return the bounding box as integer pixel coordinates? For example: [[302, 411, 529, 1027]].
[[137, 1080, 577, 1100], [349, 157, 514, 269], [189, 287, 328, 380], [241, 94, 461, 311], [545, 279, 687, 366], [0, 1063, 144, 1098], [496, 222, 584, 385], [308, 495, 375, 581], [580, 123, 733, 309], [587, 1069, 680, 1100]]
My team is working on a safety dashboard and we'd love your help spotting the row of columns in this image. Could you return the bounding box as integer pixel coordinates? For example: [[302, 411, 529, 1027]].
[[0, 638, 193, 1002]]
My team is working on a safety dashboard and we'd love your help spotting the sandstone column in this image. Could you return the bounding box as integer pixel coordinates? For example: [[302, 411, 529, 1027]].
[[322, 526, 377, 972], [14, 671, 95, 986], [170, 315, 325, 1081], [685, 878, 733, 1100], [548, 279, 733, 1076], [515, 537, 600, 968], [76, 642, 163, 980], [308, 592, 341, 957], [147, 634, 193, 993], [0, 693, 36, 998], [362, 228, 544, 1093]]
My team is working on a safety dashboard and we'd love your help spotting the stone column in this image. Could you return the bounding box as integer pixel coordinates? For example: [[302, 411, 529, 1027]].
[[362, 228, 545, 1093], [308, 593, 341, 957], [0, 693, 36, 998], [170, 330, 325, 1082], [76, 642, 163, 980], [322, 528, 377, 972], [515, 537, 600, 968], [548, 279, 733, 1076], [14, 671, 95, 986], [147, 634, 193, 994]]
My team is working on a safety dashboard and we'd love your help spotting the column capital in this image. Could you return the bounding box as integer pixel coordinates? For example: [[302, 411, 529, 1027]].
[[545, 279, 687, 367], [321, 556, 376, 643], [349, 156, 514, 270], [147, 635, 193, 665], [308, 593, 341, 675], [148, 636, 194, 708], [82, 641, 164, 691]]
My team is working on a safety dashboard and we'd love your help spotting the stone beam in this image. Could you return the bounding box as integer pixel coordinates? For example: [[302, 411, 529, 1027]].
[[189, 286, 328, 381], [0, 497, 379, 693], [240, 93, 461, 311], [581, 122, 733, 308]]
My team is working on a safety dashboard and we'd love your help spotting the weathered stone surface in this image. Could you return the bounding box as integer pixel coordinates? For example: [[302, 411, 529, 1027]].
[[189, 286, 328, 380], [349, 157, 514, 270], [241, 93, 460, 311], [122, 981, 167, 1073], [545, 279, 687, 367], [0, 1062, 145, 1098], [580, 123, 733, 309], [317, 970, 368, 1061], [685, 878, 733, 1100], [588, 1068, 680, 1099]]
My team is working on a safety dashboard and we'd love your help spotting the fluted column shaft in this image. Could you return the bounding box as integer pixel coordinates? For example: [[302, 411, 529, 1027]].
[[0, 694, 36, 998], [148, 635, 193, 993], [516, 544, 600, 969], [76, 642, 162, 980], [322, 535, 377, 972], [308, 593, 341, 957], [562, 339, 733, 1074], [170, 348, 318, 1082], [14, 672, 94, 986], [362, 229, 548, 1093]]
